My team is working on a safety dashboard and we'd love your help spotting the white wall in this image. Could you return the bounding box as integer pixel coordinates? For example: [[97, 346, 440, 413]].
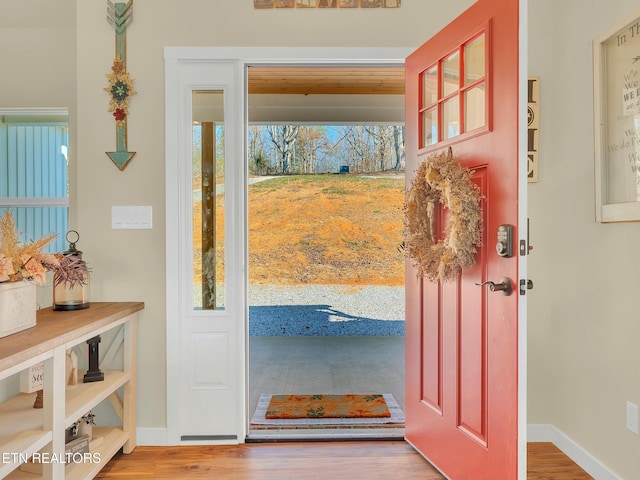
[[528, 1, 640, 478]]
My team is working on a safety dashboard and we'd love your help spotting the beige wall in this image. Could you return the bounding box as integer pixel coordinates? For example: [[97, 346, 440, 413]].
[[3, 0, 640, 478], [528, 1, 640, 479], [72, 0, 472, 435], [0, 1, 76, 109]]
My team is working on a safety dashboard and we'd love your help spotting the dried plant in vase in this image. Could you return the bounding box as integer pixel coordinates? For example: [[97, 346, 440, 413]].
[[51, 230, 90, 311], [0, 211, 91, 287], [0, 211, 58, 284], [49, 253, 89, 290]]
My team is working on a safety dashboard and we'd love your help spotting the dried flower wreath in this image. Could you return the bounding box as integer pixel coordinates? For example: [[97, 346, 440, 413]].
[[404, 149, 483, 282]]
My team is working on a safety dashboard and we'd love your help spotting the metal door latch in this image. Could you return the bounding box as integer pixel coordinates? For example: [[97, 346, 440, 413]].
[[519, 279, 534, 295]]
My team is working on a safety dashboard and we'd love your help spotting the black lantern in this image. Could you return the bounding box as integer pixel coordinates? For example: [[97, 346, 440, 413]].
[[53, 230, 90, 311]]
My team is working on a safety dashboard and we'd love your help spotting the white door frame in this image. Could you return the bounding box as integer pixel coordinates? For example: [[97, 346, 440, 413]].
[[164, 45, 527, 447], [164, 56, 246, 445], [165, 47, 412, 445]]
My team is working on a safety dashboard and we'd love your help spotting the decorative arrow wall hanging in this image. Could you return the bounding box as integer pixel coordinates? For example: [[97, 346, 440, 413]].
[[104, 0, 136, 170]]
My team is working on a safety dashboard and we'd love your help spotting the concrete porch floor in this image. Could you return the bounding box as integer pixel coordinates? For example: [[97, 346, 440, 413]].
[[248, 336, 405, 439]]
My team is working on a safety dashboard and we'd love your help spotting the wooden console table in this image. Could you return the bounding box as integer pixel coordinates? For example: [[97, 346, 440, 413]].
[[0, 302, 143, 479]]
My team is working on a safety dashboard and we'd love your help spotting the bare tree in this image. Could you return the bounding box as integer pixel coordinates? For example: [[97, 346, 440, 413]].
[[248, 125, 268, 175], [341, 126, 375, 173], [267, 125, 299, 174], [248, 124, 405, 175], [363, 126, 392, 172], [392, 125, 405, 171], [295, 126, 328, 173]]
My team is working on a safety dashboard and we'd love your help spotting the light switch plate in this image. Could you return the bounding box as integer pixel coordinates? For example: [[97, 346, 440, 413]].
[[112, 206, 152, 229]]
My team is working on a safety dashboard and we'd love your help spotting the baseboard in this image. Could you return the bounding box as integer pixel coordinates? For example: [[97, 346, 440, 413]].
[[136, 427, 168, 446], [527, 424, 621, 480]]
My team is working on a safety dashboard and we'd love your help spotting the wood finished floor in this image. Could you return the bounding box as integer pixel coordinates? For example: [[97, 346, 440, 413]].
[[96, 442, 593, 480]]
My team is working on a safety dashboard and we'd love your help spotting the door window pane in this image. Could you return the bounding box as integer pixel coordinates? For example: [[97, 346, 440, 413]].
[[443, 97, 460, 140], [464, 83, 486, 131], [422, 66, 438, 106], [192, 91, 225, 310], [464, 34, 485, 85], [422, 107, 438, 147], [442, 51, 460, 97]]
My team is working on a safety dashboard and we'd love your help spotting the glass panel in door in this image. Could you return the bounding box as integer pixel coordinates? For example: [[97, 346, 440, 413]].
[[464, 34, 485, 85], [192, 90, 225, 310], [442, 51, 460, 97]]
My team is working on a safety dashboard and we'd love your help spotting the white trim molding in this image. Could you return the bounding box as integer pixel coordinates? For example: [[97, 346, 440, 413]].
[[164, 46, 412, 447]]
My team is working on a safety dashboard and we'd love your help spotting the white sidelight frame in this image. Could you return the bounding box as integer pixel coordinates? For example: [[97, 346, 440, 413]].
[[164, 47, 413, 445], [165, 56, 246, 445]]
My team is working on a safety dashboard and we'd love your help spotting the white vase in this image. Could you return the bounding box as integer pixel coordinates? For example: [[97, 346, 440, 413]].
[[77, 420, 93, 440], [0, 281, 37, 338]]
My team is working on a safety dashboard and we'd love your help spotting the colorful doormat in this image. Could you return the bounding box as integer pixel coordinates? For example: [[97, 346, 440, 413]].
[[266, 394, 391, 419], [250, 394, 405, 428], [264, 393, 390, 419], [251, 393, 404, 428]]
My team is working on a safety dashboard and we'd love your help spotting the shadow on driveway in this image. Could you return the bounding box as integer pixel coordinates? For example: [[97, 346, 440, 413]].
[[249, 304, 404, 336]]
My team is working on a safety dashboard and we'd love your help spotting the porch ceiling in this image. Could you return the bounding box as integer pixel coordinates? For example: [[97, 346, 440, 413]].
[[246, 65, 406, 123], [247, 66, 405, 95]]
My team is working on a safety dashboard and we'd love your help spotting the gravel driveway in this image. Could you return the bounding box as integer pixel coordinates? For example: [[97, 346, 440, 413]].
[[249, 284, 405, 336]]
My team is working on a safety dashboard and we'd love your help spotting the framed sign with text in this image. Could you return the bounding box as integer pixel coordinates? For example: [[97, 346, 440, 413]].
[[594, 11, 640, 222]]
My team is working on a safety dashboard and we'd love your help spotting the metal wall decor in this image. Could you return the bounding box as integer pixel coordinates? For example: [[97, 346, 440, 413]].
[[528, 76, 540, 183], [254, 0, 400, 9], [105, 0, 136, 170]]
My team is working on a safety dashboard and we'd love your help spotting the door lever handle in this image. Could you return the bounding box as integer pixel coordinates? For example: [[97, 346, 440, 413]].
[[475, 277, 513, 296]]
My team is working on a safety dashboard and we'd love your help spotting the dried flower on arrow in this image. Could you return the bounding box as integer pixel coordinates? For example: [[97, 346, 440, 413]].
[[105, 54, 136, 126]]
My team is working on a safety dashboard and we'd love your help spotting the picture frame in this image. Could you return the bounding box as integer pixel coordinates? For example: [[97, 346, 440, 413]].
[[254, 0, 400, 8], [274, 0, 295, 7], [593, 10, 640, 222], [253, 0, 274, 8]]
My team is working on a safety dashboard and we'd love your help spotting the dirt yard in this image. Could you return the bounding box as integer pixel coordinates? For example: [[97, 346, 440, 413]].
[[193, 174, 405, 287], [248, 174, 405, 286]]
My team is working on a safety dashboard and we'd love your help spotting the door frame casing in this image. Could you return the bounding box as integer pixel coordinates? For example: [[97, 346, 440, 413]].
[[164, 47, 413, 445], [517, 1, 528, 477]]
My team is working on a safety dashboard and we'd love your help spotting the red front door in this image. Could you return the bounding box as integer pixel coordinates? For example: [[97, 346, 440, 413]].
[[404, 1, 524, 479]]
